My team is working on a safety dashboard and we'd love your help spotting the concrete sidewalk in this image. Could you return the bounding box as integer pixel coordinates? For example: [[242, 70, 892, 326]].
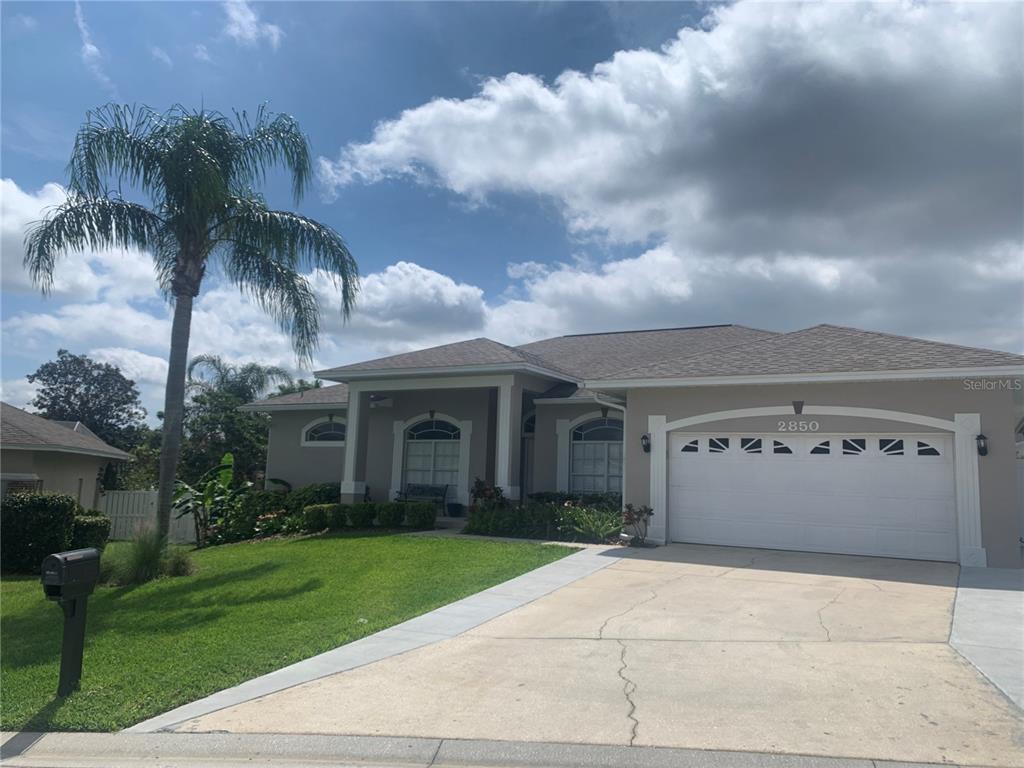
[[0, 731, 977, 768], [950, 567, 1024, 709]]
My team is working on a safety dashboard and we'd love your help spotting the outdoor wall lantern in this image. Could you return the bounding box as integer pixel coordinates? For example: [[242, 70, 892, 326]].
[[792, 400, 805, 415], [327, 412, 335, 423], [640, 433, 651, 453], [600, 406, 609, 419], [429, 409, 436, 420], [976, 433, 988, 456]]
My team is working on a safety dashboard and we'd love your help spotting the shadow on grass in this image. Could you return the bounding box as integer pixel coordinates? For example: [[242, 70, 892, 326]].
[[1, 561, 322, 672]]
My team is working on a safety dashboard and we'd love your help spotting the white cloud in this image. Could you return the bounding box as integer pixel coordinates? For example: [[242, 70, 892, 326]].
[[13, 14, 37, 30], [222, 0, 282, 50], [318, 0, 1023, 353], [150, 46, 172, 68], [88, 347, 168, 385], [1, 179, 159, 302], [73, 1, 117, 97], [193, 44, 212, 63], [0, 378, 39, 410]]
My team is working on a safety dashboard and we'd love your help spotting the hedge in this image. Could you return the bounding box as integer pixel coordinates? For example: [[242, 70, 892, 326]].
[[0, 493, 79, 573], [404, 502, 438, 530], [302, 503, 340, 532], [465, 500, 622, 543], [347, 502, 377, 529], [375, 502, 406, 528], [71, 515, 112, 551]]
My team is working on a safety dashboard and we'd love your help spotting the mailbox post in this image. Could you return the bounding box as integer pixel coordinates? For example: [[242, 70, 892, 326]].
[[40, 548, 100, 696]]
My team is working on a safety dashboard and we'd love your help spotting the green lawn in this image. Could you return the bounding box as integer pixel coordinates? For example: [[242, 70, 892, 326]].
[[1, 531, 571, 732]]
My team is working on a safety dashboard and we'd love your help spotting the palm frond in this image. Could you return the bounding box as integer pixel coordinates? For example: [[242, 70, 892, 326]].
[[234, 106, 312, 202], [222, 243, 322, 364], [67, 104, 164, 198], [218, 198, 359, 319], [24, 195, 166, 293]]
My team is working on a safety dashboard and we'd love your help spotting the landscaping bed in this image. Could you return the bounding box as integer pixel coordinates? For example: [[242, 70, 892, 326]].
[[0, 531, 571, 732]]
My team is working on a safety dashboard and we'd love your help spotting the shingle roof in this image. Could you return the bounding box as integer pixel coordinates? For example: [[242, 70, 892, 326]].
[[316, 338, 575, 378], [600, 324, 1024, 381], [244, 384, 349, 410], [517, 324, 778, 379], [1, 403, 132, 460]]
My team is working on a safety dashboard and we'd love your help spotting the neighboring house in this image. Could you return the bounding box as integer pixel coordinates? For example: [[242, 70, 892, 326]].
[[244, 324, 1024, 568], [0, 402, 131, 508]]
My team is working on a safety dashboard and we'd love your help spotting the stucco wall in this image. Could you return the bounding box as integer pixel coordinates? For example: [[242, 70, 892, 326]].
[[265, 410, 347, 489], [363, 388, 493, 504], [622, 379, 1023, 568], [532, 402, 613, 494], [1, 449, 108, 508]]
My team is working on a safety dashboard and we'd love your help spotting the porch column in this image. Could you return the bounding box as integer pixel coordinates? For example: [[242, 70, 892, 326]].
[[494, 379, 522, 499], [340, 384, 365, 503]]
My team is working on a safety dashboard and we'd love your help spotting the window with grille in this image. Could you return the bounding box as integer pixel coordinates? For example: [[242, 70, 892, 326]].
[[405, 420, 461, 486], [570, 418, 623, 493]]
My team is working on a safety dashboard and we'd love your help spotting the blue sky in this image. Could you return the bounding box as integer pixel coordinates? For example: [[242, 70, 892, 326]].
[[2, 1, 1022, 417]]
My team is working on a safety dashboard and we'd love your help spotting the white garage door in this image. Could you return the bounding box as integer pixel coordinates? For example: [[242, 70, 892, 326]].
[[668, 433, 957, 562]]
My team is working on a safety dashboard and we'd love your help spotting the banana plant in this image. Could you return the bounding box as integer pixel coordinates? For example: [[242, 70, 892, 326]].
[[172, 452, 251, 547]]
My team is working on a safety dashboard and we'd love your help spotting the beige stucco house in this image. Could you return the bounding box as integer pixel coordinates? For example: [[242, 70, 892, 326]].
[[0, 402, 132, 509], [245, 324, 1024, 568]]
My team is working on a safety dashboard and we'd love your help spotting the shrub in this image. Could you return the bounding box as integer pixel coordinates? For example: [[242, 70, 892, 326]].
[[464, 502, 560, 539], [527, 491, 621, 510], [163, 546, 195, 577], [376, 502, 406, 528], [212, 490, 287, 544], [0, 492, 80, 573], [302, 503, 339, 532], [104, 529, 165, 585], [285, 483, 341, 516], [404, 502, 437, 530], [101, 531, 194, 585], [71, 515, 111, 551], [558, 505, 622, 543], [347, 503, 377, 528]]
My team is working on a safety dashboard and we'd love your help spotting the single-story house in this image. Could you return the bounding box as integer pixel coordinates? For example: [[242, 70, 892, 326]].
[[0, 401, 132, 508], [244, 324, 1024, 568]]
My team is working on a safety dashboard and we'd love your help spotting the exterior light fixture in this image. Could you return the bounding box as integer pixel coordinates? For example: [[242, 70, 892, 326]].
[[429, 409, 436, 420], [792, 400, 805, 415], [976, 434, 988, 456], [327, 413, 334, 423], [640, 433, 651, 453], [600, 406, 609, 419]]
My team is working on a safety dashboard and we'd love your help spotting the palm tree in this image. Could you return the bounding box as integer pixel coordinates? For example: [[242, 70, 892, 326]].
[[187, 353, 293, 402], [25, 104, 358, 539]]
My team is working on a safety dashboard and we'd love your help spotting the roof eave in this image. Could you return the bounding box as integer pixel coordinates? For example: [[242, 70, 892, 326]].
[[239, 402, 350, 413], [315, 362, 578, 384], [585, 364, 1024, 390], [2, 444, 131, 461]]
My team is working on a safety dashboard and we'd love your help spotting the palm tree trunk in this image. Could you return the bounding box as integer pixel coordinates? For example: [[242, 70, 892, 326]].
[[156, 292, 194, 539]]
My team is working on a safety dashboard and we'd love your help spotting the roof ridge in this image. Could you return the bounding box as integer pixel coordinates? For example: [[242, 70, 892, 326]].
[[517, 324, 749, 346], [812, 323, 1024, 359]]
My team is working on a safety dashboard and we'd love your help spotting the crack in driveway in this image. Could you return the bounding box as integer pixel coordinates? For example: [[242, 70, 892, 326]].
[[597, 590, 659, 639], [616, 639, 640, 746], [816, 589, 845, 641]]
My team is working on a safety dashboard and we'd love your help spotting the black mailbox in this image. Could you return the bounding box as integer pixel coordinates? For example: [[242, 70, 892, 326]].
[[42, 548, 100, 602], [40, 548, 100, 696]]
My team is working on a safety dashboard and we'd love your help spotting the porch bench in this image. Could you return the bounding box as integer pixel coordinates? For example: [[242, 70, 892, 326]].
[[395, 483, 449, 509]]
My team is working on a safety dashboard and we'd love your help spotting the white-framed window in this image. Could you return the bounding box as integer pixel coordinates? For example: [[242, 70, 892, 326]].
[[570, 418, 623, 493], [404, 419, 461, 487], [301, 416, 347, 447]]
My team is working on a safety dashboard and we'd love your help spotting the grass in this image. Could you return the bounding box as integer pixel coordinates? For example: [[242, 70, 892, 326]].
[[1, 531, 572, 732]]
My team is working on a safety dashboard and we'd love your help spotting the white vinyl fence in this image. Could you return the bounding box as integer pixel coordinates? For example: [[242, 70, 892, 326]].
[[99, 490, 196, 544]]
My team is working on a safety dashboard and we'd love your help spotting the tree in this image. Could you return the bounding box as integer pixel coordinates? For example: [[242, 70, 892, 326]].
[[275, 377, 322, 396], [187, 354, 293, 402], [25, 104, 358, 540], [27, 349, 146, 450]]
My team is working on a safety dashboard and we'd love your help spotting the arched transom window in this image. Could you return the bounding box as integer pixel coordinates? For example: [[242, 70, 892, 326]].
[[570, 417, 623, 493], [405, 419, 461, 486], [302, 417, 346, 446]]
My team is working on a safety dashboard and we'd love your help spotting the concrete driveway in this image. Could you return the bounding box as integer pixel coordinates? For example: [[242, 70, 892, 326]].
[[179, 545, 1024, 767]]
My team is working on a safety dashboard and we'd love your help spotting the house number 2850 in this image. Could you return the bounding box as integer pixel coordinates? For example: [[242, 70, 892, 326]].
[[777, 420, 820, 432]]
